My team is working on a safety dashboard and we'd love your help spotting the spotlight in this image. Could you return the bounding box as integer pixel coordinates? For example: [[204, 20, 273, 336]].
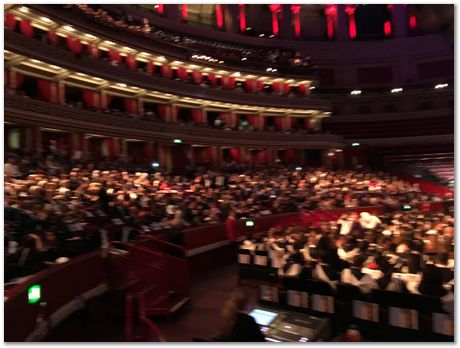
[[350, 90, 362, 95]]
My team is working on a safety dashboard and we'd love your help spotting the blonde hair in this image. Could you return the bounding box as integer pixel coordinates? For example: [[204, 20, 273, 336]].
[[221, 289, 249, 336]]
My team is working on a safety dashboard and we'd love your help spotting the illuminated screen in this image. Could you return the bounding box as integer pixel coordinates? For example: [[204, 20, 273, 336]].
[[249, 308, 279, 326]]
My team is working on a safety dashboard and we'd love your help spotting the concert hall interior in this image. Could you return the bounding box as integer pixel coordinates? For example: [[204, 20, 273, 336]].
[[3, 3, 454, 343]]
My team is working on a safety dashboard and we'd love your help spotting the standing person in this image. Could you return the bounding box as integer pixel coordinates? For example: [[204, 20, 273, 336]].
[[219, 289, 265, 342]]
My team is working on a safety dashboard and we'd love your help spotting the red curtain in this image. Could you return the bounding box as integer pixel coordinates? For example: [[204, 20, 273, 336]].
[[87, 43, 100, 58], [161, 64, 173, 79], [19, 19, 33, 37], [66, 36, 82, 54], [126, 54, 137, 71], [229, 148, 241, 163], [124, 99, 138, 114], [37, 79, 58, 103], [259, 150, 268, 164], [246, 114, 258, 128], [192, 70, 202, 84], [108, 49, 121, 63], [5, 14, 16, 30], [256, 80, 265, 92], [191, 109, 204, 123], [298, 84, 308, 95], [283, 83, 291, 95], [177, 67, 188, 81], [222, 76, 236, 89], [104, 138, 116, 158], [47, 31, 58, 46], [82, 90, 101, 109], [146, 61, 155, 74], [244, 79, 255, 93], [259, 115, 266, 129], [157, 104, 167, 120], [274, 117, 283, 130], [207, 73, 217, 87]]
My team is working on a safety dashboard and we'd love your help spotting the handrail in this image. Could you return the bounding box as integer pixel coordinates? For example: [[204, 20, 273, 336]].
[[137, 235, 187, 258]]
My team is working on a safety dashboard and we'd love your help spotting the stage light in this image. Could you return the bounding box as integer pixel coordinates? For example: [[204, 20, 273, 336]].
[[350, 90, 361, 95], [173, 139, 182, 144], [435, 83, 448, 89], [352, 142, 360, 147], [151, 162, 160, 168], [391, 88, 403, 93]]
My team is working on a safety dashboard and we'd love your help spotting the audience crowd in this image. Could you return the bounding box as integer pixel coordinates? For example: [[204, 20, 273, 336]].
[[4, 147, 450, 283]]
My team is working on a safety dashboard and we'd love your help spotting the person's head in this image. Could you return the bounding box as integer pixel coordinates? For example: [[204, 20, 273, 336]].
[[221, 289, 250, 334], [352, 254, 367, 269]]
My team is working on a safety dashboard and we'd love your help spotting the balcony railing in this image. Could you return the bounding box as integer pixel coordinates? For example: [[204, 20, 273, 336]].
[[5, 94, 344, 148]]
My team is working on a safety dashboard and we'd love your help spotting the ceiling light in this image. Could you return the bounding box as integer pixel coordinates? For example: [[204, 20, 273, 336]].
[[117, 83, 127, 87], [310, 86, 316, 90], [85, 34, 96, 39], [157, 56, 166, 61], [246, 27, 252, 31], [327, 152, 335, 156], [266, 68, 272, 72], [335, 149, 343, 152], [269, 35, 274, 38], [391, 88, 403, 93], [41, 17, 52, 22], [76, 73, 87, 76], [19, 6, 29, 13], [352, 142, 360, 147], [241, 57, 247, 61], [30, 59, 41, 64], [49, 65, 60, 69], [140, 52, 151, 56], [435, 83, 448, 89], [104, 40, 115, 45], [350, 90, 362, 95], [218, 60, 224, 64], [259, 34, 265, 37], [63, 25, 75, 32]]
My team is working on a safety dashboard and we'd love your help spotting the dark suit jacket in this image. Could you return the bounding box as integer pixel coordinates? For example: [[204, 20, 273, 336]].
[[229, 313, 266, 342]]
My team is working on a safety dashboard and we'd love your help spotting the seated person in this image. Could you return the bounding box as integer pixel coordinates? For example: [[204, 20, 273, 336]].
[[341, 254, 377, 294], [375, 258, 407, 292], [312, 251, 340, 289], [218, 289, 265, 342], [278, 251, 305, 277]]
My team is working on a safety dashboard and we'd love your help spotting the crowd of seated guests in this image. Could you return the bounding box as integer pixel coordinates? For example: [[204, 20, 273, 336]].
[[73, 4, 314, 73], [239, 208, 454, 312], [4, 147, 451, 282]]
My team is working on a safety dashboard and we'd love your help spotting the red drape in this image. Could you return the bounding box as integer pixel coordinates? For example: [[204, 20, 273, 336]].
[[157, 104, 168, 120], [82, 90, 101, 109], [244, 79, 255, 93], [191, 70, 202, 84], [66, 36, 82, 54], [126, 54, 137, 71], [161, 64, 173, 79], [222, 76, 236, 89], [47, 31, 58, 45], [37, 79, 58, 103], [272, 82, 281, 94], [177, 67, 188, 81], [146, 61, 155, 74], [207, 73, 217, 86], [259, 150, 268, 164], [256, 80, 265, 92], [108, 49, 121, 63], [259, 115, 266, 129], [283, 83, 291, 95], [104, 138, 116, 158], [5, 14, 16, 30], [191, 109, 204, 123], [246, 114, 258, 128], [298, 84, 308, 95], [123, 99, 138, 114], [229, 148, 241, 162], [274, 117, 283, 130], [19, 19, 33, 37]]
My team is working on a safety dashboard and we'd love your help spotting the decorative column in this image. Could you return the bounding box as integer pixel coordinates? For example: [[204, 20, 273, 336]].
[[290, 5, 302, 39], [269, 4, 281, 37], [345, 5, 357, 40], [238, 4, 246, 32], [387, 4, 408, 38], [324, 4, 337, 40]]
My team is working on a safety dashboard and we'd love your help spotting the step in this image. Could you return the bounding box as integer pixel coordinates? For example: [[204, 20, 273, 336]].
[[144, 292, 191, 317]]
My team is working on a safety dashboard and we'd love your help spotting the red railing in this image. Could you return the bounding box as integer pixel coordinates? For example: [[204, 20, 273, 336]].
[[4, 251, 106, 342]]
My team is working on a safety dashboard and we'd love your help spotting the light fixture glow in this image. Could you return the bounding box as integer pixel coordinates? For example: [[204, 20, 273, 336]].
[[435, 83, 448, 89], [391, 88, 403, 93], [350, 90, 362, 95]]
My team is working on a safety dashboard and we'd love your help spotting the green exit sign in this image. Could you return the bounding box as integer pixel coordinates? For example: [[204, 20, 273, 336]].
[[28, 285, 41, 304], [246, 220, 255, 227]]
